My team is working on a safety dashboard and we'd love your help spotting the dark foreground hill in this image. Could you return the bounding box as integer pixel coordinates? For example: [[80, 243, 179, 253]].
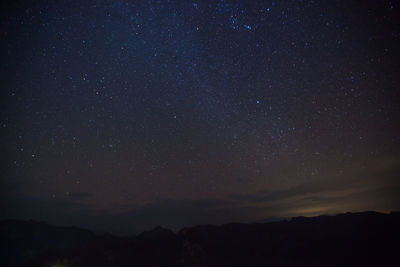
[[1, 211, 399, 267]]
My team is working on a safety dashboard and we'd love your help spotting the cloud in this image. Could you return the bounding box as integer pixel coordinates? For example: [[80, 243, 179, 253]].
[[2, 155, 399, 235], [86, 198, 267, 234], [226, 154, 400, 217], [1, 180, 399, 235], [0, 192, 95, 228]]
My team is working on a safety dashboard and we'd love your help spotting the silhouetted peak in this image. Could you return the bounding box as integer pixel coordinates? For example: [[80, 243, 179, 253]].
[[138, 226, 175, 240], [291, 215, 307, 221], [1, 211, 399, 266]]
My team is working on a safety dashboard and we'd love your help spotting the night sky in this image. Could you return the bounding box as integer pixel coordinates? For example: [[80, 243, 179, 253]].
[[1, 0, 399, 234]]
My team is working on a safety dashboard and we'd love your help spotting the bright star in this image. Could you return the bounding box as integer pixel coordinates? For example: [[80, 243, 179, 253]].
[[243, 25, 252, 31]]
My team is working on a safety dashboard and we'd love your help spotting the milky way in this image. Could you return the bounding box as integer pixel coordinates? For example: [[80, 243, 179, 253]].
[[1, 0, 399, 234]]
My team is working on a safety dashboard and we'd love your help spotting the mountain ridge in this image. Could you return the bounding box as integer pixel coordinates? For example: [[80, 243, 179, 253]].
[[1, 211, 399, 266]]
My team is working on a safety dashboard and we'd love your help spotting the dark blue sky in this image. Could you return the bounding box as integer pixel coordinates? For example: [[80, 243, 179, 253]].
[[1, 0, 399, 234]]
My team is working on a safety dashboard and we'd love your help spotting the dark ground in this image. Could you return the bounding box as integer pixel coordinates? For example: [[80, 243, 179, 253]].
[[1, 211, 399, 267]]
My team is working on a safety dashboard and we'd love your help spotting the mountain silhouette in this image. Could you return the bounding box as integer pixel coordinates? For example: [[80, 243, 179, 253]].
[[1, 211, 399, 266], [138, 226, 176, 241]]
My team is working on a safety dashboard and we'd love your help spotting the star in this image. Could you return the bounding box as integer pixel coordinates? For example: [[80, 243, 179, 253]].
[[243, 24, 252, 31]]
